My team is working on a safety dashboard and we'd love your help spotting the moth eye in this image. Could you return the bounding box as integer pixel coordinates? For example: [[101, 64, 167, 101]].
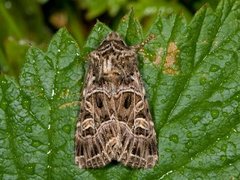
[[124, 95, 131, 109], [96, 96, 103, 108]]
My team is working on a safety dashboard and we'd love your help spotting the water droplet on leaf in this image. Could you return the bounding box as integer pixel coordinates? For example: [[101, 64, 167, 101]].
[[222, 112, 228, 117], [221, 144, 227, 151], [186, 94, 191, 99], [196, 176, 203, 180], [161, 98, 167, 103], [2, 78, 7, 84], [47, 149, 52, 155], [63, 125, 71, 133], [234, 92, 240, 101], [31, 141, 41, 147], [199, 77, 207, 85], [210, 109, 219, 119], [97, 27, 102, 32], [232, 128, 237, 133], [192, 116, 200, 124], [186, 131, 192, 138], [186, 140, 193, 148], [209, 64, 220, 72], [22, 100, 30, 109], [169, 134, 179, 143], [220, 155, 226, 162], [171, 154, 176, 159], [1, 101, 7, 110], [25, 164, 35, 174], [219, 55, 224, 60], [164, 148, 172, 152], [51, 89, 55, 97], [25, 126, 32, 133], [19, 118, 25, 122]]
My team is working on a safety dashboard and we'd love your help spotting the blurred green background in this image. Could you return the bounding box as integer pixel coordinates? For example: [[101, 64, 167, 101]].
[[0, 0, 220, 77]]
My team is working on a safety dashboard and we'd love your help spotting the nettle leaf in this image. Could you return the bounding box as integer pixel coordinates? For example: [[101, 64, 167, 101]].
[[0, 29, 92, 179], [1, 0, 240, 179]]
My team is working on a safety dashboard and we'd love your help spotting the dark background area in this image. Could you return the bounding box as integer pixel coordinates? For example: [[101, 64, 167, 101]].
[[0, 0, 220, 77]]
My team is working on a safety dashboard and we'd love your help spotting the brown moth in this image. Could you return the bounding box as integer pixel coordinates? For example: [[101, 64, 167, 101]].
[[75, 32, 158, 168]]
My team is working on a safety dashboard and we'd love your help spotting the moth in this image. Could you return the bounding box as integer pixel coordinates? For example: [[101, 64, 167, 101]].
[[75, 32, 158, 168]]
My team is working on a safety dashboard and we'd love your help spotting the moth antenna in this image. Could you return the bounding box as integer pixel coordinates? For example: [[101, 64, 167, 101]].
[[132, 33, 156, 52]]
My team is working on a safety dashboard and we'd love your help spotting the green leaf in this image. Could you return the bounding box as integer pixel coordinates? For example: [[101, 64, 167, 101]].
[[3, 38, 29, 77], [84, 21, 111, 52], [1, 0, 240, 179], [117, 10, 143, 45], [0, 1, 51, 77], [77, 0, 128, 19], [0, 29, 91, 179]]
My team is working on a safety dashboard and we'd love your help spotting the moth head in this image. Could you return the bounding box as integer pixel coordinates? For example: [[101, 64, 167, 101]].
[[106, 32, 122, 41], [100, 32, 127, 47]]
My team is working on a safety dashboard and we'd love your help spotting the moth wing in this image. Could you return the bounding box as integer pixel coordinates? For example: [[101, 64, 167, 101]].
[[115, 82, 158, 168], [75, 87, 118, 168], [75, 60, 116, 168], [75, 31, 158, 169]]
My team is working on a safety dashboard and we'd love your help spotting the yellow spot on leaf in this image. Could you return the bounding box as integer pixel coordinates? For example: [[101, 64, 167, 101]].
[[60, 89, 70, 98], [59, 101, 80, 109], [163, 42, 180, 75], [154, 47, 163, 65]]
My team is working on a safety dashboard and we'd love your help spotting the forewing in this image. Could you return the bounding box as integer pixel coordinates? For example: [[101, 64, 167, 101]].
[[115, 73, 158, 168]]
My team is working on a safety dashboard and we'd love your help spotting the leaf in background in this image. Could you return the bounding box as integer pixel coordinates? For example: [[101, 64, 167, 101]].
[[3, 38, 30, 77], [128, 0, 192, 32], [77, 0, 128, 20], [0, 0, 51, 77], [193, 0, 221, 11], [1, 0, 240, 179]]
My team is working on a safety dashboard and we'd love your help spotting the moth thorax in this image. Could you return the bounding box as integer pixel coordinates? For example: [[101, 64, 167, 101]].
[[103, 58, 112, 74]]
